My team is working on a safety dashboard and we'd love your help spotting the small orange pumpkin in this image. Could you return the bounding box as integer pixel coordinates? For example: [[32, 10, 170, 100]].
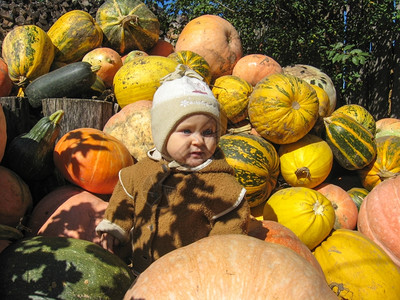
[[248, 219, 325, 277], [148, 39, 175, 57], [53, 128, 134, 194], [82, 47, 123, 88], [232, 54, 282, 86], [314, 182, 358, 230]]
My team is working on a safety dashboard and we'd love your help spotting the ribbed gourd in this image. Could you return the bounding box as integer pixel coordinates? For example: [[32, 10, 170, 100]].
[[248, 73, 319, 145], [358, 135, 400, 191], [47, 10, 103, 63], [219, 133, 280, 207], [113, 56, 179, 108], [324, 112, 377, 170], [2, 25, 54, 87], [212, 75, 253, 124], [96, 0, 160, 55], [168, 50, 212, 84], [347, 187, 369, 211]]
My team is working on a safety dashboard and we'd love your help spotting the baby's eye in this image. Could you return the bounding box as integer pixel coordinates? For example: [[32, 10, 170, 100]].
[[202, 129, 216, 137], [182, 129, 192, 134]]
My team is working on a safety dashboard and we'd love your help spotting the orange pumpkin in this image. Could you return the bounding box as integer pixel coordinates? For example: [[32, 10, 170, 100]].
[[358, 175, 400, 266], [0, 58, 12, 97], [232, 54, 282, 86], [103, 100, 154, 161], [375, 117, 400, 138], [28, 185, 108, 245], [0, 105, 6, 163], [125, 234, 338, 299], [82, 47, 123, 88], [263, 187, 335, 250], [314, 183, 358, 230], [53, 128, 134, 194], [248, 219, 325, 277], [148, 39, 175, 56], [0, 166, 33, 227], [175, 15, 242, 82]]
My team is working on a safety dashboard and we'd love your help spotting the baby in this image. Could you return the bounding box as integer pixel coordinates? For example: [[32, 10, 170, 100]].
[[96, 65, 250, 275]]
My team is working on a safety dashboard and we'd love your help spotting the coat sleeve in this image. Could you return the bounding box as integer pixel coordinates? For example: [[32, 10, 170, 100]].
[[208, 187, 250, 236], [95, 168, 136, 244]]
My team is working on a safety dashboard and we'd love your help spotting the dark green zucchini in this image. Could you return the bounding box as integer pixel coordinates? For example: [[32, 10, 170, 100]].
[[25, 61, 100, 108], [3, 110, 64, 182]]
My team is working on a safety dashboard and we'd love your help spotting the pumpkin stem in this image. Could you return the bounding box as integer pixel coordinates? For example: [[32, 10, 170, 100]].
[[378, 170, 397, 180], [122, 15, 140, 28], [295, 167, 311, 180], [313, 200, 325, 215]]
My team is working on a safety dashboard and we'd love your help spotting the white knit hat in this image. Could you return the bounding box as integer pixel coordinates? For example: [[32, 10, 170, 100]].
[[151, 64, 221, 157]]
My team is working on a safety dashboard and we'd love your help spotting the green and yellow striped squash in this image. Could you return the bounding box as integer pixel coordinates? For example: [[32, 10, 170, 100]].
[[2, 25, 54, 87], [113, 55, 179, 108], [358, 135, 400, 191], [96, 0, 160, 55], [212, 75, 253, 124], [324, 112, 377, 170], [333, 104, 376, 135], [168, 50, 212, 84], [219, 133, 280, 207], [0, 236, 135, 299], [48, 10, 103, 64], [248, 73, 319, 145], [347, 187, 369, 211]]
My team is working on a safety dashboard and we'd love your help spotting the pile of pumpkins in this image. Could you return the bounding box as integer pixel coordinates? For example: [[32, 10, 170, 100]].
[[1, 0, 400, 298]]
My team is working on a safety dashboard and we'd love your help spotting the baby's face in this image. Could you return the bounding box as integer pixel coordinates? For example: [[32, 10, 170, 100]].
[[166, 114, 218, 167]]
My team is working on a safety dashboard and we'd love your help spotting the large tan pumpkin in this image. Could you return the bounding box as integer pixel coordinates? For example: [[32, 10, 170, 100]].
[[175, 15, 242, 82], [125, 234, 337, 299], [357, 175, 400, 266], [103, 100, 154, 161], [27, 185, 108, 244]]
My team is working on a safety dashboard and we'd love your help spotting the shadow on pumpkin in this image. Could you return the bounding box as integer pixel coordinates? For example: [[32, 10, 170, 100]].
[[0, 236, 134, 299]]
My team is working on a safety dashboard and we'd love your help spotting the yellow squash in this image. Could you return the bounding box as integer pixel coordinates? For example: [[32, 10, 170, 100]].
[[113, 56, 179, 108], [263, 186, 335, 250], [313, 229, 400, 299], [248, 73, 319, 144], [2, 25, 54, 87], [278, 134, 333, 188]]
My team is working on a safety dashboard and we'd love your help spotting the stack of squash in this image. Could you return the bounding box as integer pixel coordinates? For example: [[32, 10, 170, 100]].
[[1, 3, 400, 299]]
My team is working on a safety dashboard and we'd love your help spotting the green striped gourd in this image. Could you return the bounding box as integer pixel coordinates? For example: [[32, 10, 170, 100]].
[[333, 104, 376, 135], [0, 236, 134, 299], [47, 10, 103, 63], [358, 135, 400, 191], [219, 133, 280, 207], [168, 50, 212, 84], [347, 187, 369, 211], [2, 25, 54, 87], [323, 112, 377, 170], [96, 0, 160, 55]]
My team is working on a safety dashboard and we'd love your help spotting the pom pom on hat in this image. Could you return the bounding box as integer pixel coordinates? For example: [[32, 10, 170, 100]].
[[151, 64, 220, 157]]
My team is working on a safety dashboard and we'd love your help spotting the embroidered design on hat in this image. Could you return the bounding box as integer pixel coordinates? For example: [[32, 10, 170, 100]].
[[180, 99, 218, 108]]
